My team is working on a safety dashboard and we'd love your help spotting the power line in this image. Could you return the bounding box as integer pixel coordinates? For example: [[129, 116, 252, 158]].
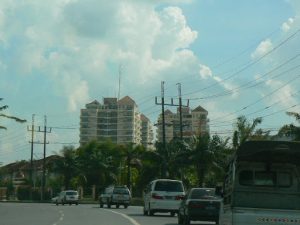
[[210, 76, 300, 124], [210, 101, 300, 130], [181, 28, 300, 97], [50, 142, 78, 145], [188, 54, 300, 100], [211, 29, 280, 69]]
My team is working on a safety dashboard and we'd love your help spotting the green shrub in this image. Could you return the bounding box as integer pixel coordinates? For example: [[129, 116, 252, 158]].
[[17, 186, 30, 200]]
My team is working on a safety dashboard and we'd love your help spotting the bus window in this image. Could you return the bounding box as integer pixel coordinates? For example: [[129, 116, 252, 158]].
[[239, 170, 253, 186], [254, 171, 276, 186], [278, 172, 292, 187], [239, 170, 292, 187]]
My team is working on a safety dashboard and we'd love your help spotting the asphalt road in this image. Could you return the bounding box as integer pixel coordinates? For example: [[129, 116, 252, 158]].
[[0, 202, 180, 225], [0, 202, 216, 225]]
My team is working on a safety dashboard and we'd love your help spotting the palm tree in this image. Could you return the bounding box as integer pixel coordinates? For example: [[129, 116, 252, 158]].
[[120, 143, 143, 190], [164, 138, 189, 179], [52, 146, 78, 189], [147, 139, 187, 179], [76, 140, 118, 187], [232, 116, 262, 151], [208, 135, 232, 184], [135, 147, 162, 195], [0, 98, 26, 129], [184, 133, 229, 187], [277, 112, 300, 141]]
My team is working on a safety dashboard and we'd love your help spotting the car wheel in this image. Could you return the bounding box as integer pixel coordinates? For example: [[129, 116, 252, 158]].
[[143, 205, 147, 215], [149, 204, 154, 216], [178, 213, 183, 224], [183, 216, 190, 225]]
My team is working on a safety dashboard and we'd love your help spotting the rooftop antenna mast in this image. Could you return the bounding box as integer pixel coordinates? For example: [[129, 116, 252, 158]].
[[118, 64, 123, 100]]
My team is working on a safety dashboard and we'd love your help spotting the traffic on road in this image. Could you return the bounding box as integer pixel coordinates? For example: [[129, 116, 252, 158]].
[[1, 141, 300, 225], [0, 203, 181, 225]]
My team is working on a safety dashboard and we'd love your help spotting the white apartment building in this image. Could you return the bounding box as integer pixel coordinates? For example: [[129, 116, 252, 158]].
[[80, 96, 153, 148], [156, 105, 209, 143], [117, 96, 141, 145], [140, 114, 154, 150]]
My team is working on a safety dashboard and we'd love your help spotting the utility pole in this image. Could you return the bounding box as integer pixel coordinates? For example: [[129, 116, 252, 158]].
[[27, 114, 35, 200], [29, 116, 51, 201], [161, 81, 166, 152], [155, 82, 189, 177], [27, 114, 35, 186], [27, 115, 51, 201], [40, 116, 51, 201], [155, 81, 167, 177], [177, 83, 183, 141]]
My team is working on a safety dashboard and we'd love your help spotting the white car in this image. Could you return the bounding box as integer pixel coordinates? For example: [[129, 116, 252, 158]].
[[51, 195, 59, 203], [56, 190, 79, 205], [143, 179, 185, 216]]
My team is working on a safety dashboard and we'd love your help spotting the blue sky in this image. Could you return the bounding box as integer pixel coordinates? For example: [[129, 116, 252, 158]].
[[1, 0, 300, 165]]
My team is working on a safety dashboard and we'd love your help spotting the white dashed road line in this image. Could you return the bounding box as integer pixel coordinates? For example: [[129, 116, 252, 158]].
[[104, 209, 141, 225], [53, 210, 64, 225]]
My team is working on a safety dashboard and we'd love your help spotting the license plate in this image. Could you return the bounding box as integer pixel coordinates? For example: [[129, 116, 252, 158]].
[[165, 196, 173, 200]]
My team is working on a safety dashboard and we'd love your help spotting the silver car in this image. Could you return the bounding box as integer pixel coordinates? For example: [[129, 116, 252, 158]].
[[56, 190, 79, 205], [99, 185, 131, 208]]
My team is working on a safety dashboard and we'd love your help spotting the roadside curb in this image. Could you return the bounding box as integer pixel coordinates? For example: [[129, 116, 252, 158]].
[[0, 197, 144, 206]]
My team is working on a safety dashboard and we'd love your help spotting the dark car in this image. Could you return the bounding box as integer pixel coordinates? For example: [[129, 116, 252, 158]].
[[178, 188, 221, 225]]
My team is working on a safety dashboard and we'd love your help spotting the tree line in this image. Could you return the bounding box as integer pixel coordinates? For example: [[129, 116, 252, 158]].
[[46, 113, 300, 196], [1, 98, 300, 198]]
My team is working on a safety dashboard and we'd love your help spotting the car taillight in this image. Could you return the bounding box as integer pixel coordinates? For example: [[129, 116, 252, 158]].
[[175, 195, 185, 200], [152, 193, 163, 200]]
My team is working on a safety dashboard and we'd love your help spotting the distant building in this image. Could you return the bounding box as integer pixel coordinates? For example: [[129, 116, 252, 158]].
[[140, 114, 154, 150], [156, 105, 209, 143], [80, 96, 153, 148]]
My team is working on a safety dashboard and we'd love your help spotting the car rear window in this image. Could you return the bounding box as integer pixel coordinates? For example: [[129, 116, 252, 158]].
[[154, 181, 183, 192], [66, 191, 78, 195], [113, 188, 129, 194], [190, 189, 216, 199]]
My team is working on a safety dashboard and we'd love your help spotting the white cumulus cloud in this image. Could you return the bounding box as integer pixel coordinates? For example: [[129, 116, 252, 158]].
[[199, 64, 213, 79], [281, 17, 295, 32], [251, 39, 273, 59], [0, 0, 200, 112], [265, 79, 297, 108]]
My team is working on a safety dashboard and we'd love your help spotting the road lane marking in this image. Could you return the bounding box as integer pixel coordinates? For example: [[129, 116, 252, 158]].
[[53, 210, 64, 225], [104, 209, 141, 225]]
